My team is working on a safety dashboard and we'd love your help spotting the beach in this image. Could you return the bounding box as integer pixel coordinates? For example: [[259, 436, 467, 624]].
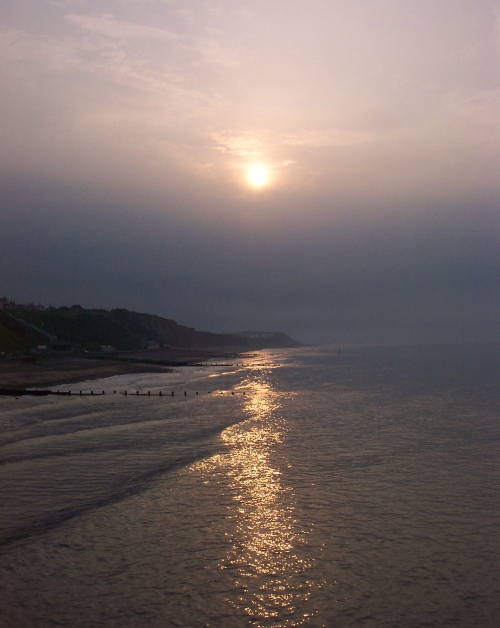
[[0, 347, 258, 389], [0, 356, 172, 389]]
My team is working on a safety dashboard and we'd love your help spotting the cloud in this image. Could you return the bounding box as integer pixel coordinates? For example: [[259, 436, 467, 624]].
[[1, 1, 500, 342], [189, 37, 244, 68], [65, 14, 179, 41], [210, 132, 265, 157], [285, 128, 374, 148], [0, 28, 83, 71], [451, 88, 500, 129], [66, 13, 243, 69]]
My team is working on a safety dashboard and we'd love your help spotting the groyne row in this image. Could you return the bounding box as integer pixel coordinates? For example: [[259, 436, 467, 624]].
[[0, 389, 247, 397], [88, 356, 283, 368]]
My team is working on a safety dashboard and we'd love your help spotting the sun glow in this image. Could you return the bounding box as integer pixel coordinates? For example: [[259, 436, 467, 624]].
[[247, 165, 269, 188]]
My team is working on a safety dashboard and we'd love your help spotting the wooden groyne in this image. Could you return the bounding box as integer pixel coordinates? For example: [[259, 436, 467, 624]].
[[88, 356, 281, 368], [0, 362, 283, 398], [1, 389, 52, 396], [0, 389, 247, 397]]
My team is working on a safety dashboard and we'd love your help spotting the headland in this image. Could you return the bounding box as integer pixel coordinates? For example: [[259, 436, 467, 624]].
[[0, 299, 298, 388]]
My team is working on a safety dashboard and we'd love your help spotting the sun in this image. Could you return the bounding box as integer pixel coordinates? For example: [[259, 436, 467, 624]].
[[247, 165, 269, 188]]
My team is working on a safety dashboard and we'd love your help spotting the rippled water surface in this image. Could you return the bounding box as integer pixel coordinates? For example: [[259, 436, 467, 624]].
[[1, 345, 500, 627]]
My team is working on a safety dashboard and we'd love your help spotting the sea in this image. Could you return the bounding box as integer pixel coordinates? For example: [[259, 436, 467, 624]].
[[0, 344, 499, 627]]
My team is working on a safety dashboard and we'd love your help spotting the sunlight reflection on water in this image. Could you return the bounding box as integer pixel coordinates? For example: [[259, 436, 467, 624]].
[[192, 375, 316, 627], [2, 347, 500, 627]]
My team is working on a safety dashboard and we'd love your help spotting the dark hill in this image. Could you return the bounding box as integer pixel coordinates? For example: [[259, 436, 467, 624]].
[[0, 308, 299, 353]]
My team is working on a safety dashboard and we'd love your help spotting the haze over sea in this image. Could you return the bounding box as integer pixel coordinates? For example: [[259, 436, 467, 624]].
[[1, 344, 499, 627]]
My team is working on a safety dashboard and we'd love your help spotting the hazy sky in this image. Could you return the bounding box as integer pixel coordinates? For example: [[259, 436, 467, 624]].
[[1, 0, 499, 343]]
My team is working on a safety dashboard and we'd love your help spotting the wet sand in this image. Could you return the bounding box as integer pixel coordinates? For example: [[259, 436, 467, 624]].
[[0, 357, 172, 389], [0, 348, 254, 389]]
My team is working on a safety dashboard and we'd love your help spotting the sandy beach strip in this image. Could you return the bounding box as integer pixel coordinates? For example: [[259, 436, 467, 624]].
[[0, 357, 173, 389], [0, 348, 255, 390]]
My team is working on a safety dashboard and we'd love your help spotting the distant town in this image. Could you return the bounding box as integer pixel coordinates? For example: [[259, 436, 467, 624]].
[[0, 298, 101, 313], [0, 297, 58, 311]]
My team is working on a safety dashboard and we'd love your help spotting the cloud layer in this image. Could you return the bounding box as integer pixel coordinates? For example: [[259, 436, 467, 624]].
[[1, 0, 499, 342]]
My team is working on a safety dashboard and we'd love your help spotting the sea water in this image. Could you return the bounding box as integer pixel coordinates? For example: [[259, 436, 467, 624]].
[[1, 345, 499, 627]]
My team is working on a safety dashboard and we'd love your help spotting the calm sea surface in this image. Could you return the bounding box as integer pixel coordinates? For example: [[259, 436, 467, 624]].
[[1, 345, 499, 627]]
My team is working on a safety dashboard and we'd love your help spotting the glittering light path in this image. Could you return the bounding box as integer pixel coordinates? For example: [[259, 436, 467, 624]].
[[192, 375, 316, 627]]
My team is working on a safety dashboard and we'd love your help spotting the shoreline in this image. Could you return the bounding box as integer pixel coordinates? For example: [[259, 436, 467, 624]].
[[0, 357, 174, 389], [0, 348, 260, 389]]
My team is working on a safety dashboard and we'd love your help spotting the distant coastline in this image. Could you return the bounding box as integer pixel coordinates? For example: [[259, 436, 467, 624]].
[[0, 299, 298, 387], [0, 298, 299, 355]]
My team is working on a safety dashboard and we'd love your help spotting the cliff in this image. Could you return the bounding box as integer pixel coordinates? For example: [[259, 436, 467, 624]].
[[0, 307, 299, 353]]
